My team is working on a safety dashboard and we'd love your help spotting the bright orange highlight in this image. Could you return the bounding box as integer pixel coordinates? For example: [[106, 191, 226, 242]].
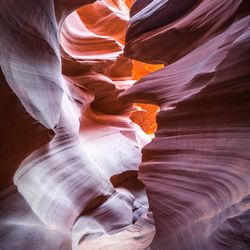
[[125, 0, 135, 9], [132, 60, 164, 80], [130, 60, 164, 135]]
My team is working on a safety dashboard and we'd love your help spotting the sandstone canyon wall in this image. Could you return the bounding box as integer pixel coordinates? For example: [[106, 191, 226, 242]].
[[121, 0, 250, 249], [0, 0, 250, 250]]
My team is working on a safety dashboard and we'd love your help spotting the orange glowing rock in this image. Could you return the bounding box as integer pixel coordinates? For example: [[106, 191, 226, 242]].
[[76, 1, 162, 136], [132, 60, 164, 80], [125, 0, 135, 9], [130, 103, 159, 135], [130, 60, 163, 135], [77, 1, 129, 44]]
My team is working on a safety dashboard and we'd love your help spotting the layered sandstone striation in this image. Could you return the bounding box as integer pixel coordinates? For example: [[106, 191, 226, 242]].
[[0, 0, 154, 249], [121, 0, 250, 249], [0, 0, 249, 250]]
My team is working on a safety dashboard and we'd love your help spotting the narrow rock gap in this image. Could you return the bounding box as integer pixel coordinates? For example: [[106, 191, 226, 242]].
[[58, 1, 158, 248], [129, 59, 163, 137]]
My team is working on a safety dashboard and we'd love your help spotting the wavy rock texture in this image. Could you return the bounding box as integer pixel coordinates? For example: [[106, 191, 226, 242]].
[[1, 0, 250, 250], [0, 0, 154, 249], [120, 0, 250, 249]]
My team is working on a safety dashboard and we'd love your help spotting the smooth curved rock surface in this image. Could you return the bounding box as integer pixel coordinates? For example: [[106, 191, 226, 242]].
[[1, 0, 249, 249], [121, 0, 250, 249], [0, 70, 52, 191], [0, 0, 154, 249]]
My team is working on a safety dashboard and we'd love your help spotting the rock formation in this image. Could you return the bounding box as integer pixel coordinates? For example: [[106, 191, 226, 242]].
[[0, 0, 249, 249], [121, 0, 250, 249]]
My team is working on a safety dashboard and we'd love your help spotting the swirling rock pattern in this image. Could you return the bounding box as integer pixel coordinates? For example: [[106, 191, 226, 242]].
[[121, 0, 250, 249], [1, 0, 250, 249], [0, 0, 154, 249]]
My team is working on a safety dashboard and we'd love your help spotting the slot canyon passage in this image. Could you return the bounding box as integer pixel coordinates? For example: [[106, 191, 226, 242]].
[[0, 0, 250, 249]]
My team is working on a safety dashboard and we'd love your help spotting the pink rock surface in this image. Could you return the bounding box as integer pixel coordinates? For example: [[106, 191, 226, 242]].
[[0, 0, 154, 249], [0, 0, 249, 249], [121, 0, 250, 249]]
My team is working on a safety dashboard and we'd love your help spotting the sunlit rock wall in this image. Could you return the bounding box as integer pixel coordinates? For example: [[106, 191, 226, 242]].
[[121, 0, 250, 249], [0, 0, 249, 249], [0, 0, 154, 249]]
